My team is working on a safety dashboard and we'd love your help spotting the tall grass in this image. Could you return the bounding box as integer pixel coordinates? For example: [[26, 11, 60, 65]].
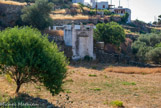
[[105, 67, 161, 74]]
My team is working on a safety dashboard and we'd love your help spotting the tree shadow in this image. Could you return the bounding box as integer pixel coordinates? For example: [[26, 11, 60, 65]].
[[4, 93, 59, 108], [69, 60, 132, 71], [69, 60, 161, 71]]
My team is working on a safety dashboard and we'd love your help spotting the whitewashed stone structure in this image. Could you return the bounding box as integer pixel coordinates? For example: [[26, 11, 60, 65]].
[[63, 24, 94, 60]]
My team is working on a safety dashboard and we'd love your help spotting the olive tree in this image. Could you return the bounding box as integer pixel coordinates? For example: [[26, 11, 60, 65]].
[[0, 27, 67, 95], [21, 0, 53, 30], [132, 33, 161, 64], [94, 22, 125, 47]]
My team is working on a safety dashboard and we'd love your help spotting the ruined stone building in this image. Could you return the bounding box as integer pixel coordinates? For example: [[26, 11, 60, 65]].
[[51, 24, 95, 60]]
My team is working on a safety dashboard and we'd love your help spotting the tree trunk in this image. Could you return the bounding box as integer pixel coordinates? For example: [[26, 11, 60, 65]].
[[16, 81, 21, 93]]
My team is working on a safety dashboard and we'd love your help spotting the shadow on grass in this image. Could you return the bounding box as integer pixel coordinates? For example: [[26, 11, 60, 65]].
[[70, 60, 161, 71], [2, 93, 58, 108], [70, 60, 132, 71]]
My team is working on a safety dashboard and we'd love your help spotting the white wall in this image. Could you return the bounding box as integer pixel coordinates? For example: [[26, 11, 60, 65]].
[[92, 1, 108, 9], [72, 0, 84, 4]]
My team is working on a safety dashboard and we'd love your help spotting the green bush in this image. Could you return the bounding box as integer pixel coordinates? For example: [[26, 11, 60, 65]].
[[132, 33, 161, 63], [155, 42, 161, 47], [110, 100, 124, 107], [146, 47, 161, 64], [84, 55, 93, 61], [104, 9, 112, 15], [121, 12, 129, 23], [89, 10, 96, 16], [94, 22, 125, 47], [0, 26, 68, 95]]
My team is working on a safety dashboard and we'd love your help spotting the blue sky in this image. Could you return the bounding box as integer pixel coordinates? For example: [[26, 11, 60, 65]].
[[88, 0, 161, 23]]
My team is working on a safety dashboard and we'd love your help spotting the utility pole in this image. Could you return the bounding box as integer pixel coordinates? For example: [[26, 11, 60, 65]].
[[96, 0, 98, 15], [127, 0, 129, 8]]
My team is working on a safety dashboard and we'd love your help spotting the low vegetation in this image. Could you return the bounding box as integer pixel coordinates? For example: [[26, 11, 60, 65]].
[[132, 32, 161, 64], [110, 100, 124, 107], [94, 22, 125, 47]]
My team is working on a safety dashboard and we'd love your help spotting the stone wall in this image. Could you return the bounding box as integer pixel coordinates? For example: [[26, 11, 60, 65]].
[[95, 49, 151, 67], [53, 19, 99, 26], [0, 3, 24, 27]]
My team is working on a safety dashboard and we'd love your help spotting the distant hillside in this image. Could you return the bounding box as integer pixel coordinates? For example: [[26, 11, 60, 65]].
[[0, 0, 26, 28]]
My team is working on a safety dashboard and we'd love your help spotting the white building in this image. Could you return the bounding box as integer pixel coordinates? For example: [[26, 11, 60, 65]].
[[72, 0, 108, 10], [113, 6, 131, 23], [63, 24, 95, 60], [91, 0, 108, 9], [72, 0, 84, 4]]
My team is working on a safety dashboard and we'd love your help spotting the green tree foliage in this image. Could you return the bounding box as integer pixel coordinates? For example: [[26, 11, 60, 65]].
[[158, 15, 161, 25], [156, 42, 161, 47], [78, 3, 85, 15], [21, 0, 53, 30], [94, 22, 125, 47], [104, 9, 112, 15], [146, 47, 161, 64], [121, 13, 129, 23], [132, 33, 161, 64], [0, 27, 67, 95]]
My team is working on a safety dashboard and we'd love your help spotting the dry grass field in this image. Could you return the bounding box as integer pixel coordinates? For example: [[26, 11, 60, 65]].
[[0, 62, 161, 108], [50, 14, 91, 20], [44, 30, 64, 37], [0, 0, 26, 5]]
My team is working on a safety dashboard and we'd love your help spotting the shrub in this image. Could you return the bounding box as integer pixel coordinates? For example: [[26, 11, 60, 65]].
[[155, 42, 161, 47], [84, 55, 93, 61], [88, 74, 97, 77], [122, 81, 136, 85], [104, 9, 112, 15], [110, 100, 124, 107], [121, 12, 129, 23], [90, 88, 102, 91], [89, 10, 96, 16], [132, 33, 161, 63], [94, 22, 125, 47], [146, 47, 161, 64], [0, 26, 68, 95]]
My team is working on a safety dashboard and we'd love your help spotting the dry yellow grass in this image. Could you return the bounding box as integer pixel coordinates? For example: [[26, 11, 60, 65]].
[[52, 9, 66, 14], [105, 67, 161, 74], [72, 3, 80, 8], [44, 30, 64, 37], [50, 14, 90, 20], [0, 0, 26, 5], [0, 63, 161, 108], [124, 29, 139, 35], [151, 27, 161, 30]]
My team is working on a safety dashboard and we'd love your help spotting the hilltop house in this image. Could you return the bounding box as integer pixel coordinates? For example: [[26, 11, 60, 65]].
[[72, 0, 108, 9], [111, 6, 131, 23], [72, 0, 84, 4], [72, 0, 131, 23], [91, 0, 108, 9]]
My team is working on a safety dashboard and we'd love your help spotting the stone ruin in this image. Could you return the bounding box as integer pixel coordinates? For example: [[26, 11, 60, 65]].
[[51, 23, 95, 60], [64, 23, 95, 60]]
